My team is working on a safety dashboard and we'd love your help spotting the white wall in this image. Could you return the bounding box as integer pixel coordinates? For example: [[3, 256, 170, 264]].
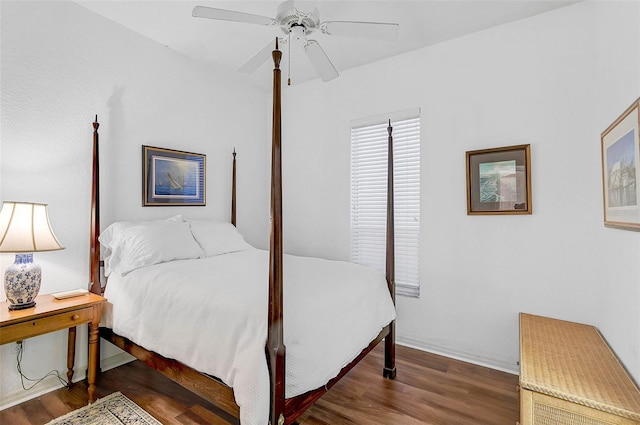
[[1, 0, 639, 410], [282, 1, 640, 379], [0, 0, 269, 406]]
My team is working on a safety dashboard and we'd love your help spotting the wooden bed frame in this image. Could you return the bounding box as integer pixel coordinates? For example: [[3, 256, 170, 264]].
[[88, 40, 396, 425]]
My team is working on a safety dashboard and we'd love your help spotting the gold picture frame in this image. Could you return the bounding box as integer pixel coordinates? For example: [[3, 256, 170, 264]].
[[601, 98, 640, 231], [466, 144, 532, 215]]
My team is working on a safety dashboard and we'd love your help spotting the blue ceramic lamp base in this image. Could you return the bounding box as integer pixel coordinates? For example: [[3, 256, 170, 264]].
[[4, 253, 41, 311]]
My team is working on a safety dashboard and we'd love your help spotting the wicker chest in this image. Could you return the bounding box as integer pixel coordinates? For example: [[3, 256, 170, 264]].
[[519, 313, 640, 425]]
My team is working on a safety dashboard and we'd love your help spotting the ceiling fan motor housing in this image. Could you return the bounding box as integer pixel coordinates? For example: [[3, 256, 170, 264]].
[[276, 2, 320, 35]]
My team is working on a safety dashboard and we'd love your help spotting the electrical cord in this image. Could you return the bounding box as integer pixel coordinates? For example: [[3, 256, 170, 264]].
[[15, 341, 67, 390]]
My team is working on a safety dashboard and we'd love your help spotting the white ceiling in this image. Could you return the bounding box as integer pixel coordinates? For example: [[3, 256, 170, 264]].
[[76, 1, 578, 91]]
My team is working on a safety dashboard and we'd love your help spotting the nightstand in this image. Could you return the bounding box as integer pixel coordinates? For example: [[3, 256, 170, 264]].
[[0, 293, 106, 403]]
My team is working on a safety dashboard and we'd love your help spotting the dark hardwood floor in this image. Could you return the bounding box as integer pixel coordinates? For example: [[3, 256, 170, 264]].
[[0, 344, 519, 425]]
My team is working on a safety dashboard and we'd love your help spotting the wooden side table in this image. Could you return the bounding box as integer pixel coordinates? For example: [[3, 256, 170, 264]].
[[0, 293, 106, 403]]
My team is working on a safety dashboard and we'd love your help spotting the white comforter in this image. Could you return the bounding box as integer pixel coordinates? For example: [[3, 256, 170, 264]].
[[102, 248, 396, 425]]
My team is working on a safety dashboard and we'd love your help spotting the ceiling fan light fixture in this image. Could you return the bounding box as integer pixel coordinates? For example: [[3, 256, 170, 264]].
[[290, 24, 306, 42]]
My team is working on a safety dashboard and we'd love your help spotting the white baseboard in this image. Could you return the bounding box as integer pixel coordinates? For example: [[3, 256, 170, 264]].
[[1, 338, 516, 410], [101, 351, 135, 372], [0, 352, 135, 411], [0, 375, 66, 411], [396, 335, 520, 375]]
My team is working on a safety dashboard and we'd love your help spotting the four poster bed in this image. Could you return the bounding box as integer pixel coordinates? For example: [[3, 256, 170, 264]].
[[88, 41, 397, 425]]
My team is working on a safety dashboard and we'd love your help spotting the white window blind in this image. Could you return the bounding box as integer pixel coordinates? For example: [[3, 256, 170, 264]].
[[350, 110, 421, 297]]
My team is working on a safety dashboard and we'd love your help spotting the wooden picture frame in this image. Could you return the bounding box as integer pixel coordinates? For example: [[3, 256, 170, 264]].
[[601, 98, 640, 231], [142, 145, 206, 206], [466, 144, 532, 215]]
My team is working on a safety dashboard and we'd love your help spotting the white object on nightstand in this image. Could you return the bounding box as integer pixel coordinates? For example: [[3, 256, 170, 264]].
[[52, 288, 89, 299]]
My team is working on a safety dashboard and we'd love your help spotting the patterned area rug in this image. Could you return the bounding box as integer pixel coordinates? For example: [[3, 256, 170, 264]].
[[45, 392, 162, 425]]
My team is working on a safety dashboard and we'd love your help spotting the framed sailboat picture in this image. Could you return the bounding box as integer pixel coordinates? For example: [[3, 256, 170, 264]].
[[143, 145, 206, 206]]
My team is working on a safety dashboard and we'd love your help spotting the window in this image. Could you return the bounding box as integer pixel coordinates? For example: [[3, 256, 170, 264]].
[[350, 109, 421, 297]]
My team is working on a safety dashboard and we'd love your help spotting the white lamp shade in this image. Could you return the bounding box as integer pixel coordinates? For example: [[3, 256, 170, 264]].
[[0, 201, 64, 252]]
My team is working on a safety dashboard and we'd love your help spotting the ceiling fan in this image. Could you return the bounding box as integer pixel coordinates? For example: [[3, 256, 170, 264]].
[[192, 0, 399, 83]]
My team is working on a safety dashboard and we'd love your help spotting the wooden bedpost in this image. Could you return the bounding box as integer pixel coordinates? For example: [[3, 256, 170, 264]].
[[231, 148, 237, 227], [89, 115, 101, 295], [383, 119, 397, 379], [268, 38, 286, 425]]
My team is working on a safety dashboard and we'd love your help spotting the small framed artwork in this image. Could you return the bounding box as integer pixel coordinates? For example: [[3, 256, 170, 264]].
[[466, 144, 532, 215], [143, 146, 206, 206], [601, 98, 640, 231]]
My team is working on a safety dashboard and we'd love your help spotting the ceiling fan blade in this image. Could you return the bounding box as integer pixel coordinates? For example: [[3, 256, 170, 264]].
[[238, 37, 288, 73], [304, 40, 338, 82], [276, 0, 296, 18], [320, 21, 399, 41], [193, 6, 277, 26]]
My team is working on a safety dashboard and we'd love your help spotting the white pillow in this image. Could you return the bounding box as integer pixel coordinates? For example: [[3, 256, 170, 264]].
[[99, 215, 186, 276], [107, 221, 203, 275], [99, 215, 185, 248], [189, 220, 253, 257]]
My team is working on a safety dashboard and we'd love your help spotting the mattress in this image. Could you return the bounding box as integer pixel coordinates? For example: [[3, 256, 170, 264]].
[[102, 248, 396, 425]]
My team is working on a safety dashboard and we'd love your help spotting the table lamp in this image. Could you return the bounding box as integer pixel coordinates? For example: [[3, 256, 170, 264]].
[[0, 201, 64, 310]]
